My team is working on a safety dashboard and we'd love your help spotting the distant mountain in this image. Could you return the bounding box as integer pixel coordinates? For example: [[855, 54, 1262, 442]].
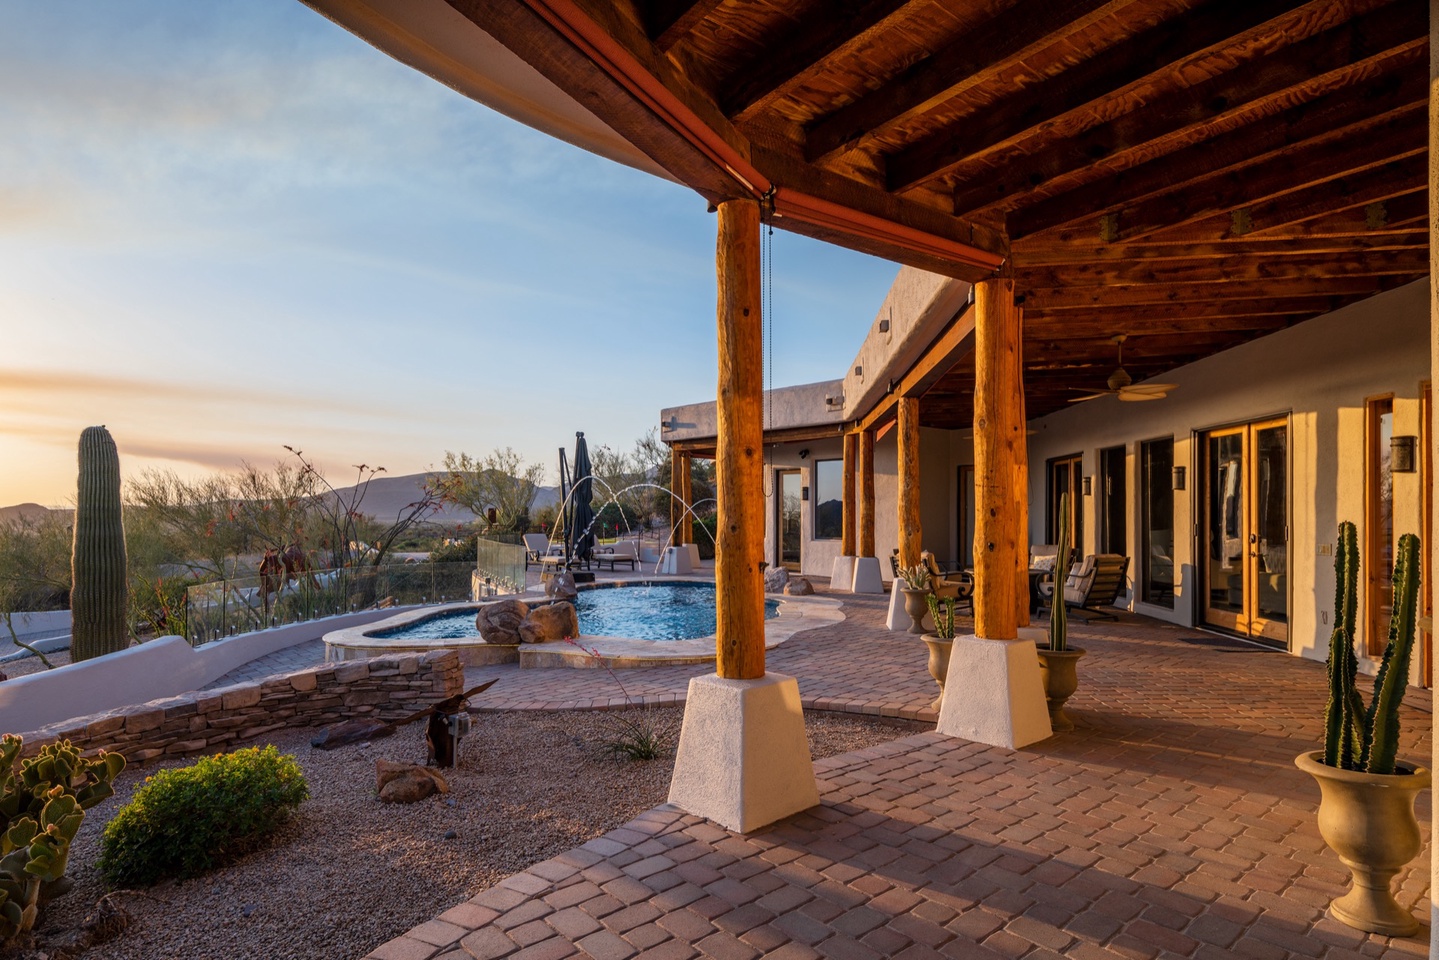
[[328, 473, 560, 526], [0, 503, 58, 527]]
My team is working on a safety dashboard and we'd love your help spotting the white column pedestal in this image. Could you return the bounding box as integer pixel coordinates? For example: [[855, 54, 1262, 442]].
[[660, 546, 694, 575], [851, 556, 883, 593], [936, 634, 1052, 749], [684, 543, 702, 569], [830, 556, 855, 593], [668, 672, 820, 833]]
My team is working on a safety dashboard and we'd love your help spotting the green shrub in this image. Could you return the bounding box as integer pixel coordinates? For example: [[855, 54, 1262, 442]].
[[98, 746, 308, 887], [693, 514, 718, 560], [427, 536, 477, 564]]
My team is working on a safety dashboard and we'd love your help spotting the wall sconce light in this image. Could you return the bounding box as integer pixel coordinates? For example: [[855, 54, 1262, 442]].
[[825, 394, 844, 407], [1173, 466, 1187, 491], [1392, 435, 1418, 473], [1082, 476, 1092, 496], [801, 486, 810, 501], [798, 449, 810, 460], [854, 365, 863, 377]]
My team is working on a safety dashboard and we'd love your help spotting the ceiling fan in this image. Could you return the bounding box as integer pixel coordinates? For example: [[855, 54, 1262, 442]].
[[1069, 334, 1176, 403]]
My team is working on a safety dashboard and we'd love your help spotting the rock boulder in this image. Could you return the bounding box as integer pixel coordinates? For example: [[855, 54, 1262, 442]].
[[545, 571, 578, 600], [520, 602, 579, 644], [784, 577, 814, 596], [764, 567, 790, 593], [475, 599, 530, 646], [376, 760, 449, 804]]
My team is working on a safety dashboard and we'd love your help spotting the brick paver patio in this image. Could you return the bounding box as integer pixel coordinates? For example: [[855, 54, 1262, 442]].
[[349, 585, 1433, 960]]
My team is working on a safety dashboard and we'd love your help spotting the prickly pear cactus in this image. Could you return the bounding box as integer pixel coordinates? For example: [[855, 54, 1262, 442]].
[[71, 426, 129, 661]]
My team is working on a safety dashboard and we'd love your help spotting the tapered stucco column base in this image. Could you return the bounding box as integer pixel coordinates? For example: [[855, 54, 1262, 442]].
[[668, 672, 820, 834], [830, 556, 855, 593], [936, 635, 1053, 748], [886, 584, 926, 632], [851, 557, 883, 593]]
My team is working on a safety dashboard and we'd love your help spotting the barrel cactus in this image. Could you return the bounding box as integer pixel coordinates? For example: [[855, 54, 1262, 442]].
[[71, 426, 129, 661], [1324, 521, 1421, 774]]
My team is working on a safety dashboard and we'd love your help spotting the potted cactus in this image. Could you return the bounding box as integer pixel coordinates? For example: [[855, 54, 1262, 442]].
[[896, 562, 932, 634], [1295, 522, 1429, 937], [922, 594, 958, 711], [1035, 494, 1084, 731]]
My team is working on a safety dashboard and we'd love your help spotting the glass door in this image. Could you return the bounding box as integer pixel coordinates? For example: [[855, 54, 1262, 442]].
[[1201, 419, 1288, 646], [777, 469, 802, 571], [1047, 454, 1083, 557]]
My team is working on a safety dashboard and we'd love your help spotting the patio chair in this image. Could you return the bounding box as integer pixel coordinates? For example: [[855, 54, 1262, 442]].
[[522, 533, 559, 570], [1038, 553, 1130, 622], [921, 551, 974, 616], [594, 540, 639, 571]]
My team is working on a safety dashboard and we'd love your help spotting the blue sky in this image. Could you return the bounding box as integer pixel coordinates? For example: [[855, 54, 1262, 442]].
[[0, 0, 901, 505]]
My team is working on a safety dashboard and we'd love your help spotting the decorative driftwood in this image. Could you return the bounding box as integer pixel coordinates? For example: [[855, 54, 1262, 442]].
[[310, 678, 497, 751]]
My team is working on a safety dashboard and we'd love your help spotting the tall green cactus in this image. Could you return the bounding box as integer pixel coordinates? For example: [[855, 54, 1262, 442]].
[[71, 426, 128, 661], [1323, 521, 1422, 774], [1048, 493, 1070, 652]]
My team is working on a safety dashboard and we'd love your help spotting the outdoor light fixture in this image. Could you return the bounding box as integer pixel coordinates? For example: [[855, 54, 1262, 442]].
[[854, 364, 863, 377], [802, 486, 810, 501], [1392, 435, 1418, 473], [1173, 466, 1187, 491], [1082, 476, 1092, 496], [879, 319, 890, 332], [798, 449, 810, 460], [825, 394, 844, 407]]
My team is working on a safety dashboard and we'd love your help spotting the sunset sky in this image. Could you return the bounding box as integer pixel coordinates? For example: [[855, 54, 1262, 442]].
[[0, 1, 899, 507]]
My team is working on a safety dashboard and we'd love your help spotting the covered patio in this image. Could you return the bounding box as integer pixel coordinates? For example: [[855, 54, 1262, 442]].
[[363, 592, 1433, 959]]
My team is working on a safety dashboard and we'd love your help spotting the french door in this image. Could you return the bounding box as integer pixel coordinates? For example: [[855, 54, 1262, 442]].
[[1201, 418, 1289, 646], [776, 469, 802, 571]]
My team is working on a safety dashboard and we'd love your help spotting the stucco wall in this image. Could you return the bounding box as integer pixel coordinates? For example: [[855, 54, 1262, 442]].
[[1024, 278, 1430, 670]]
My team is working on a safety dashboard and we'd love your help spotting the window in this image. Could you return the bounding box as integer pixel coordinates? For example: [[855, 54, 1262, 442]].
[[1366, 396, 1395, 656], [1047, 454, 1083, 557], [813, 459, 843, 540], [1141, 438, 1174, 608]]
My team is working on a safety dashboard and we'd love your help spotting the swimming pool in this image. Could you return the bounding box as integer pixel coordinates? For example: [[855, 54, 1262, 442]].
[[372, 581, 779, 643]]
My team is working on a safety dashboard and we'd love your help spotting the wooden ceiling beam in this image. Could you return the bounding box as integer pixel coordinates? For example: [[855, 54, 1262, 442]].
[[1012, 232, 1428, 266], [858, 306, 976, 431], [1023, 314, 1311, 337], [1111, 112, 1425, 241], [1006, 61, 1427, 238], [1018, 248, 1430, 289], [1025, 296, 1347, 321], [642, 0, 725, 51], [886, 0, 1313, 194], [1135, 190, 1429, 242], [721, 0, 915, 121], [803, 0, 1121, 163], [1240, 156, 1428, 236], [1023, 275, 1405, 309], [951, 0, 1426, 217]]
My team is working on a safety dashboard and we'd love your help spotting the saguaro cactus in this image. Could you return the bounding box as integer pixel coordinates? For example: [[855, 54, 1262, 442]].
[[1323, 521, 1422, 774], [70, 426, 128, 661], [1048, 493, 1070, 652]]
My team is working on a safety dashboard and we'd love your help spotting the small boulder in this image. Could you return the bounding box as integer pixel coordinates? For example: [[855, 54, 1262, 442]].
[[545, 571, 578, 600], [763, 567, 790, 593], [519, 602, 579, 644], [376, 759, 449, 804], [475, 599, 530, 646], [784, 577, 814, 596]]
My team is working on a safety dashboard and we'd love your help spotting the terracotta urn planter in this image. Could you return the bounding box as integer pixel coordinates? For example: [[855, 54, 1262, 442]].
[[1034, 646, 1086, 732], [1294, 751, 1431, 937], [921, 635, 952, 711], [900, 587, 930, 634]]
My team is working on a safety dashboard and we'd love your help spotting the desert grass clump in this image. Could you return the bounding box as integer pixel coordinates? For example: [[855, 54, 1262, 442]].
[[98, 747, 308, 887]]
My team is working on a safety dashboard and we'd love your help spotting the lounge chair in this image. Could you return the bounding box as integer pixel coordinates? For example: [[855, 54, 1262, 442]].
[[523, 533, 561, 570], [594, 540, 639, 571], [1039, 553, 1130, 622]]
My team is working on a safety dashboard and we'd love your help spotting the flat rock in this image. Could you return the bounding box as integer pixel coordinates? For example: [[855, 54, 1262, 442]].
[[475, 599, 530, 646], [520, 602, 579, 644]]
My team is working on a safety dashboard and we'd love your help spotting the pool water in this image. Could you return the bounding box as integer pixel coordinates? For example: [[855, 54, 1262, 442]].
[[373, 582, 779, 643]]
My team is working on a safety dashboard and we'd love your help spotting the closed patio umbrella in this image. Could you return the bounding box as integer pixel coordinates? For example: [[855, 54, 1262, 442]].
[[568, 432, 595, 566]]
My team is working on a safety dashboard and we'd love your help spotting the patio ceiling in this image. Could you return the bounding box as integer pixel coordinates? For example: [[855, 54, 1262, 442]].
[[391, 0, 1428, 428]]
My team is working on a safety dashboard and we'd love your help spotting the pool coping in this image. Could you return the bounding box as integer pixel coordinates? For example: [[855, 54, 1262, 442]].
[[322, 578, 845, 668]]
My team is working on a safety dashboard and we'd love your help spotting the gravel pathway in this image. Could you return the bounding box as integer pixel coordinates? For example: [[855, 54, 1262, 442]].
[[32, 708, 917, 960]]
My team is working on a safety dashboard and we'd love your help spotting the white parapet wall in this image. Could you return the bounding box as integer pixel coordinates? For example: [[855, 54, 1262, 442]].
[[0, 606, 421, 736]]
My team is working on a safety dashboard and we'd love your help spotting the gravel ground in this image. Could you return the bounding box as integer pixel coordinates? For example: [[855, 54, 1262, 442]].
[[30, 707, 917, 960], [2, 649, 71, 679]]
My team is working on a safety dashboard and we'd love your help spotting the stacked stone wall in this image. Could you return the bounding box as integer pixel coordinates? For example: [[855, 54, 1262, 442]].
[[14, 650, 463, 763]]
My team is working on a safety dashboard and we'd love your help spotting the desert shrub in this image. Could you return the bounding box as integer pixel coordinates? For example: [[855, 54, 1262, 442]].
[[98, 746, 308, 887], [693, 514, 718, 560], [427, 536, 477, 564]]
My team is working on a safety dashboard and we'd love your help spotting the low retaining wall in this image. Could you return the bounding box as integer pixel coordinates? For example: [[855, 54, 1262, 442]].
[[0, 606, 422, 735], [17, 650, 463, 763]]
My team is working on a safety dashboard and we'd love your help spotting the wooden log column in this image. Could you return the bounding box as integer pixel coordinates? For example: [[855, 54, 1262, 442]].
[[714, 199, 765, 680], [1014, 309, 1030, 629], [841, 432, 857, 556], [679, 453, 694, 548], [973, 276, 1022, 641], [859, 429, 876, 558], [670, 446, 684, 546], [897, 397, 922, 570], [1427, 1, 1438, 941]]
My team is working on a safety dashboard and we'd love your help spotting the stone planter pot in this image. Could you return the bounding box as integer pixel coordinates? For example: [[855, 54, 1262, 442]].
[[1294, 750, 1431, 937], [921, 635, 952, 712], [900, 588, 929, 634], [1034, 646, 1086, 732]]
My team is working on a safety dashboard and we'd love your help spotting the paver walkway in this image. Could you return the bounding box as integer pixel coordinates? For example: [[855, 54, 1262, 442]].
[[359, 590, 1434, 960]]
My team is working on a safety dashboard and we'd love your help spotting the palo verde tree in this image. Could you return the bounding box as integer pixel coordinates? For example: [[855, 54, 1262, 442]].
[[429, 448, 546, 534]]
